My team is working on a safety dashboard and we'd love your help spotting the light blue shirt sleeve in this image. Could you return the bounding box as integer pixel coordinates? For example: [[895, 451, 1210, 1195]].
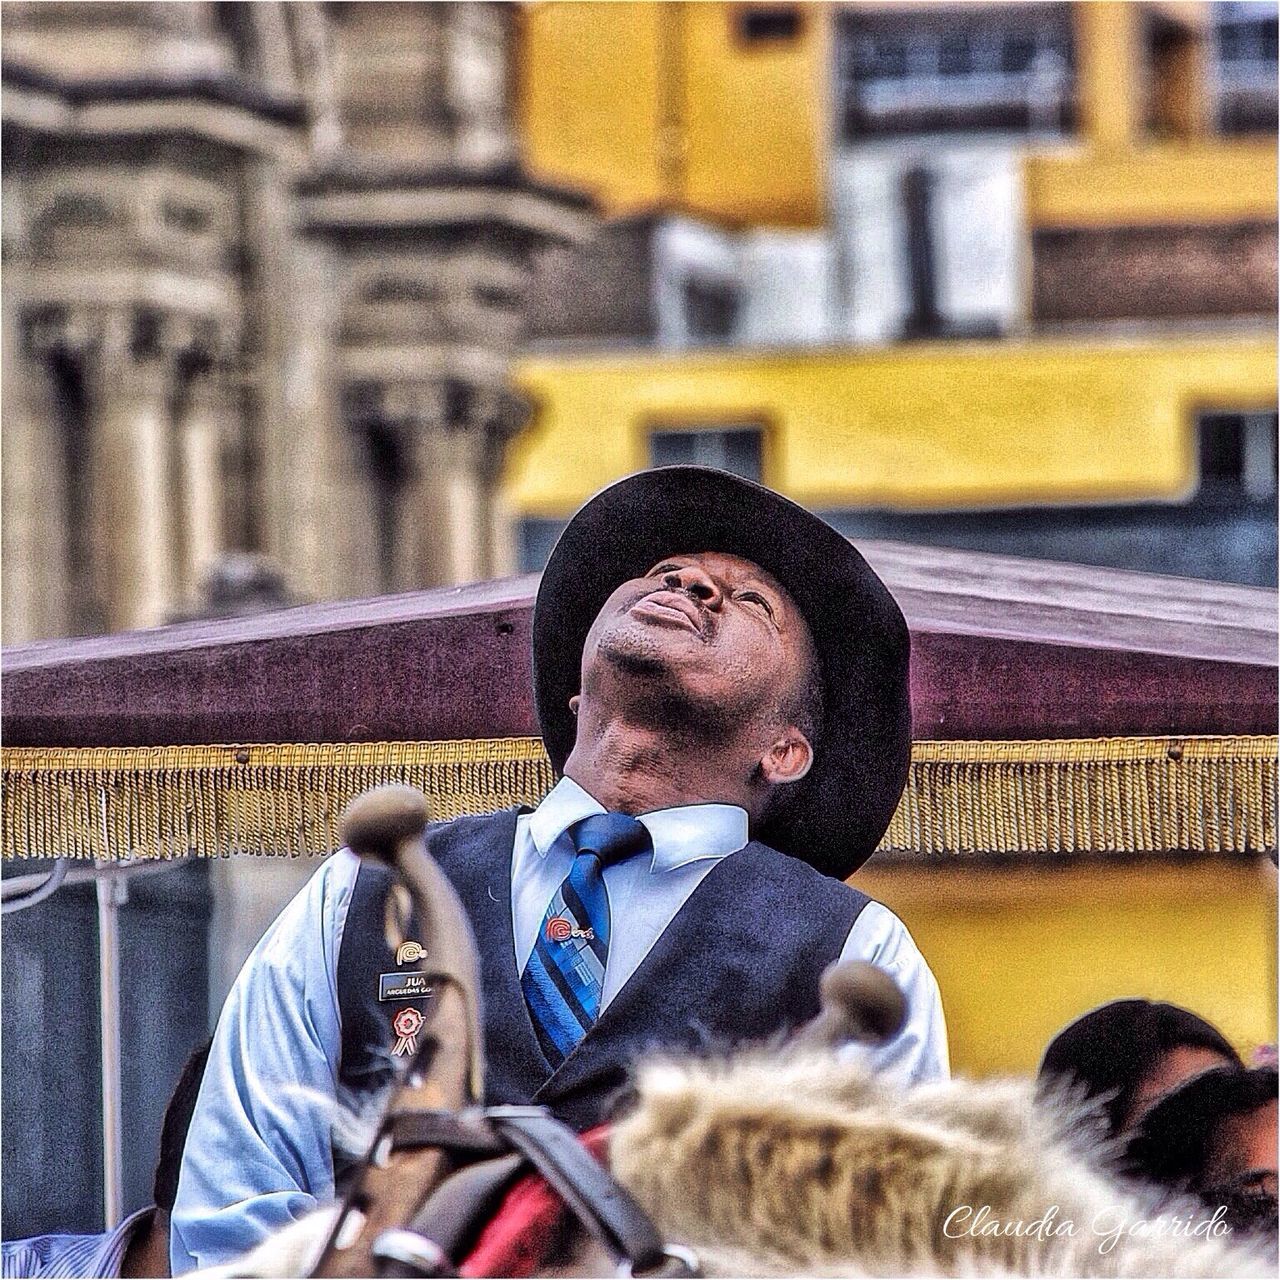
[[838, 900, 950, 1085], [169, 850, 360, 1274]]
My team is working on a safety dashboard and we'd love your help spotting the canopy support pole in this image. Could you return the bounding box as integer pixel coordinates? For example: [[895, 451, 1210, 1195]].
[[96, 793, 126, 1229]]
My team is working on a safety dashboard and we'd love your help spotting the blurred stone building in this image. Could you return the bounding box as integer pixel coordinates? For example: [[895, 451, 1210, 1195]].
[[0, 4, 593, 1237], [1, 1, 591, 644]]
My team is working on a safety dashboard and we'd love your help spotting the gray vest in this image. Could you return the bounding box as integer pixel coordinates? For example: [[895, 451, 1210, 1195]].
[[336, 809, 869, 1131]]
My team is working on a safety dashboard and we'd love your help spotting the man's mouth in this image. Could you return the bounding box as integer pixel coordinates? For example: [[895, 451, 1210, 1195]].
[[627, 589, 706, 635]]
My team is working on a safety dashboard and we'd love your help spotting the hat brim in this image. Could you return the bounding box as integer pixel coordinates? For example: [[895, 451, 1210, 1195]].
[[532, 467, 911, 879]]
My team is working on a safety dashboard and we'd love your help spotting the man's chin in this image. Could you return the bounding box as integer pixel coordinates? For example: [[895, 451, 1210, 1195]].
[[590, 628, 742, 735], [596, 626, 687, 678]]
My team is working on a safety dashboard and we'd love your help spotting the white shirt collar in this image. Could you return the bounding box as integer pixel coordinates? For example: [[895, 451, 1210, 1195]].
[[527, 775, 749, 873]]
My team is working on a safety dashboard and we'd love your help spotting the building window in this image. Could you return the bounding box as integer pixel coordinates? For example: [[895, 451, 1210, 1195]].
[[738, 6, 802, 44], [1197, 410, 1278, 501], [836, 11, 1074, 138], [650, 426, 763, 482], [681, 276, 740, 343], [519, 518, 566, 574], [1213, 1, 1279, 134]]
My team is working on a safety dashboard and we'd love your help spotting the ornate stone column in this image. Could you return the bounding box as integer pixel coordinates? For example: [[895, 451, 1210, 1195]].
[[348, 377, 531, 589], [176, 357, 233, 606], [411, 424, 488, 588], [299, 0, 594, 593], [337, 374, 531, 591], [2, 314, 69, 643], [481, 397, 527, 580], [82, 309, 183, 633], [447, 383, 530, 585], [22, 305, 226, 633], [339, 379, 422, 595], [20, 304, 118, 635], [2, 14, 309, 636]]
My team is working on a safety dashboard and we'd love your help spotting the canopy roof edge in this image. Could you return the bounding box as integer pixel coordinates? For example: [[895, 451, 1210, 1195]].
[[3, 543, 1275, 749]]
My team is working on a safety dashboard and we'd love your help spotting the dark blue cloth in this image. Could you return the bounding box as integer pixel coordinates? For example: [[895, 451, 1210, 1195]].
[[337, 809, 868, 1131]]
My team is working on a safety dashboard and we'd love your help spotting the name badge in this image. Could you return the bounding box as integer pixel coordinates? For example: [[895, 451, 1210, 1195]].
[[379, 971, 433, 1002]]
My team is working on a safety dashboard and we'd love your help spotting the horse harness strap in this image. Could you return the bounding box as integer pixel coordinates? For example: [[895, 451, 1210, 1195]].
[[409, 1152, 526, 1260], [367, 1104, 698, 1278], [387, 1109, 508, 1160], [489, 1106, 684, 1275]]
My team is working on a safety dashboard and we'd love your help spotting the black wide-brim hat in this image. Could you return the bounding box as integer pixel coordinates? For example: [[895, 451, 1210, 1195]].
[[532, 466, 912, 879]]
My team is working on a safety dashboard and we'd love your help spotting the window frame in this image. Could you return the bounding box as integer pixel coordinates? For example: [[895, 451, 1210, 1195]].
[[642, 417, 774, 487]]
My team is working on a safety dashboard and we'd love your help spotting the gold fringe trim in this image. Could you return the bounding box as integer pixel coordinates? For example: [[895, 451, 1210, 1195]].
[[881, 736, 1276, 858], [1, 736, 1274, 862]]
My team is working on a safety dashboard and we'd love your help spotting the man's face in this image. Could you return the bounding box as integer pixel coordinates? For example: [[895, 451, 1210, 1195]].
[[1208, 1098, 1278, 1200], [1127, 1044, 1237, 1130], [577, 550, 816, 740]]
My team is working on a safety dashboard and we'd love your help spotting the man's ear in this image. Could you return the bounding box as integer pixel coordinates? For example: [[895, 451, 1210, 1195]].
[[569, 694, 580, 717], [759, 729, 813, 786]]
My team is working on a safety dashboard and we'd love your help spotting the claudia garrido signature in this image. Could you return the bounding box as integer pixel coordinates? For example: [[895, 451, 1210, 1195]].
[[942, 1204, 1232, 1254]]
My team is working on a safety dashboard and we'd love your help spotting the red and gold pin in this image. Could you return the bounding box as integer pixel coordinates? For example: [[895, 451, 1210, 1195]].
[[545, 915, 594, 943]]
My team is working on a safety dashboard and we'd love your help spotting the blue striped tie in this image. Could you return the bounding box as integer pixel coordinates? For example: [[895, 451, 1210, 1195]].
[[521, 813, 651, 1066]]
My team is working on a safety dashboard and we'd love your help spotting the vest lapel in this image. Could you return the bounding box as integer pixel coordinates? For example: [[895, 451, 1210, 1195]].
[[427, 808, 555, 1095]]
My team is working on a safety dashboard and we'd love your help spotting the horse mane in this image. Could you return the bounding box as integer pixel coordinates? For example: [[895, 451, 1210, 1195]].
[[608, 1050, 1276, 1278]]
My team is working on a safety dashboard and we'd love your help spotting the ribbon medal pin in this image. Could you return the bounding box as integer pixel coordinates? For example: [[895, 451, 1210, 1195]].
[[391, 1006, 425, 1058]]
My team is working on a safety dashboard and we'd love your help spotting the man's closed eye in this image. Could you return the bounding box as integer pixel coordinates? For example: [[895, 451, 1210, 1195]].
[[736, 590, 776, 621]]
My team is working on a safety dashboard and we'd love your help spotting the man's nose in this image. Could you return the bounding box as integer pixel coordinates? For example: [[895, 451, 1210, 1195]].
[[663, 565, 723, 608]]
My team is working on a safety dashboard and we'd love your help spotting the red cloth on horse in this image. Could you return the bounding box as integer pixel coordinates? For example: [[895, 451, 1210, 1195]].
[[460, 1125, 611, 1277]]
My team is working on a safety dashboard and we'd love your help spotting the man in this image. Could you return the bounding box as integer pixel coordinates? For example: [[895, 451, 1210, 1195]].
[[1038, 999, 1242, 1138], [1126, 1064, 1278, 1243], [2, 1043, 208, 1279], [171, 466, 947, 1272]]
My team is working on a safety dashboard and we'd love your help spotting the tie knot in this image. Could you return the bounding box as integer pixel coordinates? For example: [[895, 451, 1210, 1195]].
[[570, 813, 651, 868]]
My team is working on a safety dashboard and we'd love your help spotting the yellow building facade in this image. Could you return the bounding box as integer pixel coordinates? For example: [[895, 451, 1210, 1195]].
[[1025, 137, 1276, 228], [518, 1, 827, 226], [513, 1, 1277, 520], [510, 334, 1277, 515], [519, 2, 1276, 233]]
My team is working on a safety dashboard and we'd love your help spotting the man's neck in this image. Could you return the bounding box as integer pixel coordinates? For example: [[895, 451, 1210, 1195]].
[[121, 1209, 169, 1279], [563, 717, 756, 816]]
